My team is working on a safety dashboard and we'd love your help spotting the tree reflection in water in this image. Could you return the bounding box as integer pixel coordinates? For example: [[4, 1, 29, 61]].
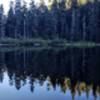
[[0, 47, 100, 99]]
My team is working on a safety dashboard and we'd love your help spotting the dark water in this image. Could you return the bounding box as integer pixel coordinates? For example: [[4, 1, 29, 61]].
[[0, 47, 100, 100]]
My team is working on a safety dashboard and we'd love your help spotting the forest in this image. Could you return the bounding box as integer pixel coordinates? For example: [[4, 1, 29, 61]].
[[0, 0, 100, 44]]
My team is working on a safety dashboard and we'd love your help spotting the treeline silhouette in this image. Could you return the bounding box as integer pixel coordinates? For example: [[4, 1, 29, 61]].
[[0, 47, 100, 98], [0, 0, 100, 42]]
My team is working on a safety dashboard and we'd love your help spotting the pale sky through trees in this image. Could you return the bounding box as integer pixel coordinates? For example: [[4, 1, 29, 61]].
[[0, 0, 88, 14], [0, 0, 50, 13], [0, 0, 13, 13], [0, 0, 29, 13]]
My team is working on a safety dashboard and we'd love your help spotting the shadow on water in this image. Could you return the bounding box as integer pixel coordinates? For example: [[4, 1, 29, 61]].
[[0, 47, 100, 100]]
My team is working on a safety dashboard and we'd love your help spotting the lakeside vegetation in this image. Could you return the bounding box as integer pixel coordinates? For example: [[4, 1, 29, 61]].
[[0, 37, 100, 48]]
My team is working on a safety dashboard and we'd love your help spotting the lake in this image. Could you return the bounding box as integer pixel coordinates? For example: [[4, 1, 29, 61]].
[[0, 47, 100, 100]]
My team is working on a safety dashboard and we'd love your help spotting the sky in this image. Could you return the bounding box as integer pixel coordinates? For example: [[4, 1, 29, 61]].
[[0, 0, 50, 13], [0, 0, 29, 13], [0, 0, 12, 13]]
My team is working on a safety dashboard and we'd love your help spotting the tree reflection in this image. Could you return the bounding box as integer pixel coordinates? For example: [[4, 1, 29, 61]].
[[0, 47, 100, 99]]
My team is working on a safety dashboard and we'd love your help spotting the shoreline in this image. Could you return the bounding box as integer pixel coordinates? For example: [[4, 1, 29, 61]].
[[0, 38, 100, 48]]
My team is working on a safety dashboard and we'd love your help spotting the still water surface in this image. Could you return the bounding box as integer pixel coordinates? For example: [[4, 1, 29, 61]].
[[0, 47, 100, 100]]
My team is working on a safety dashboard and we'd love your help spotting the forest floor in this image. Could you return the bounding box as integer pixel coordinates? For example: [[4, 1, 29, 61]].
[[0, 37, 100, 48]]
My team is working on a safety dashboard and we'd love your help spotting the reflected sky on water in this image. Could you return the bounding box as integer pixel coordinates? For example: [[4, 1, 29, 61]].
[[0, 73, 99, 100]]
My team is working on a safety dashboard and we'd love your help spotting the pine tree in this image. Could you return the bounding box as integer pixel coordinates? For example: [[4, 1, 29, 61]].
[[51, 0, 59, 39], [0, 5, 5, 38], [15, 0, 22, 38], [70, 0, 79, 42], [21, 1, 28, 39], [27, 0, 39, 38], [58, 0, 67, 38], [6, 1, 15, 38], [38, 0, 48, 38]]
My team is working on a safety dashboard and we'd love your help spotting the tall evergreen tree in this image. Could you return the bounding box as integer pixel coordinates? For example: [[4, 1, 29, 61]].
[[0, 5, 5, 38], [51, 0, 59, 39], [21, 1, 28, 39], [87, 0, 100, 42], [38, 0, 48, 38], [15, 0, 22, 38], [6, 1, 15, 38], [70, 0, 79, 41], [27, 0, 39, 38], [58, 0, 68, 38]]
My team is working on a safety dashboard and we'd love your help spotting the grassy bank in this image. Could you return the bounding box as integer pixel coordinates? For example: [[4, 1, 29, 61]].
[[0, 37, 100, 48]]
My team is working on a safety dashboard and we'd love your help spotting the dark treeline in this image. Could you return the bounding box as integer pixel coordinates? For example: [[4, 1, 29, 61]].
[[0, 0, 100, 42]]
